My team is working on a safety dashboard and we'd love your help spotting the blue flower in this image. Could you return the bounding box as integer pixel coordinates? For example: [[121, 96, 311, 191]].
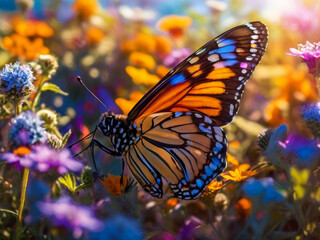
[[37, 196, 104, 239], [90, 215, 144, 240], [243, 178, 285, 204], [301, 102, 320, 137], [9, 111, 47, 148], [0, 62, 36, 102]]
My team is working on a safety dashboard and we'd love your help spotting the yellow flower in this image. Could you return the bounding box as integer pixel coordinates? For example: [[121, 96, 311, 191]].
[[290, 167, 310, 200], [14, 19, 54, 38], [86, 27, 105, 45], [129, 51, 156, 70], [156, 15, 192, 38], [13, 146, 31, 157], [100, 174, 128, 195], [226, 153, 239, 168], [2, 34, 50, 60], [72, 0, 98, 20], [115, 91, 144, 115], [125, 66, 160, 85], [221, 164, 258, 182]]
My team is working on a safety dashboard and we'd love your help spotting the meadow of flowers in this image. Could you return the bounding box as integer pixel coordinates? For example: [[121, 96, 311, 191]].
[[0, 0, 319, 239]]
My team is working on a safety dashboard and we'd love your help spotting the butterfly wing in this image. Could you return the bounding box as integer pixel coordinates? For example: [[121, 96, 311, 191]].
[[123, 112, 227, 199], [127, 21, 268, 126]]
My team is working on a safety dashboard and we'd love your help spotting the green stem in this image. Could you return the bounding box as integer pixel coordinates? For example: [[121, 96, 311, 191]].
[[14, 167, 30, 240], [31, 76, 47, 111]]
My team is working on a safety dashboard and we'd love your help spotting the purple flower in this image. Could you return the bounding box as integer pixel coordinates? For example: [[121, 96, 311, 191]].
[[178, 216, 203, 240], [163, 48, 192, 68], [27, 145, 83, 174], [289, 41, 320, 75], [1, 145, 83, 173], [279, 133, 320, 166], [37, 196, 103, 239], [243, 178, 285, 204], [9, 111, 47, 148]]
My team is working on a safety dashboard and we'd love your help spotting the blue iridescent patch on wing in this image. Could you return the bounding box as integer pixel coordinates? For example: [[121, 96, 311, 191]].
[[209, 45, 236, 54], [169, 73, 185, 85], [221, 53, 237, 59], [224, 60, 238, 66], [216, 38, 235, 46]]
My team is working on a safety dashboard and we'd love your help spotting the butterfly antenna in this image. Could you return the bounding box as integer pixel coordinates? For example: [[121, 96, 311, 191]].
[[77, 76, 110, 112]]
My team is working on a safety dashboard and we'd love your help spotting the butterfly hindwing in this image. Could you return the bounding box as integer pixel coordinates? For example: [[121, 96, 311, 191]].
[[123, 112, 227, 199], [127, 21, 268, 126]]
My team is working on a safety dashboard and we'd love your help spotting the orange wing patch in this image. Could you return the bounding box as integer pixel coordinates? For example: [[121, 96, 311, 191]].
[[189, 81, 226, 95], [206, 67, 235, 80]]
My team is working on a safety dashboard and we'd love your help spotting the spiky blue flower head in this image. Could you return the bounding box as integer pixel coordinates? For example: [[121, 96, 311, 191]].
[[0, 62, 36, 103], [301, 102, 320, 137], [9, 111, 47, 148]]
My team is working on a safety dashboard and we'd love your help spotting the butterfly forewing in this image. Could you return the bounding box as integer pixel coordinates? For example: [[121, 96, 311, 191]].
[[124, 112, 227, 199], [127, 21, 268, 126]]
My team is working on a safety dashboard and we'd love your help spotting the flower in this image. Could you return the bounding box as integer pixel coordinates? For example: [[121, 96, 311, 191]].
[[163, 48, 192, 68], [221, 164, 258, 182], [154, 35, 172, 56], [36, 55, 59, 78], [86, 27, 105, 45], [72, 0, 98, 20], [279, 133, 320, 166], [264, 98, 288, 127], [2, 34, 50, 60], [122, 33, 156, 54], [115, 91, 144, 115], [178, 216, 203, 240], [100, 174, 128, 195], [125, 66, 160, 86], [301, 102, 320, 138], [90, 215, 144, 240], [14, 19, 54, 38], [235, 198, 252, 218], [289, 41, 320, 75], [129, 51, 156, 70], [156, 65, 170, 78], [243, 178, 285, 204], [290, 167, 310, 199], [37, 196, 103, 238], [1, 146, 33, 170], [0, 62, 36, 103], [27, 145, 83, 174], [8, 111, 47, 148], [156, 15, 192, 38]]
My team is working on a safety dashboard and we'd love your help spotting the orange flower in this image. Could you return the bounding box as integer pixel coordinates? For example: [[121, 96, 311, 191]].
[[156, 15, 192, 38], [72, 0, 98, 20], [86, 27, 105, 45], [264, 98, 287, 127], [2, 34, 50, 60], [122, 33, 156, 54], [166, 198, 179, 208], [154, 35, 172, 55], [156, 65, 170, 78], [13, 146, 31, 157], [125, 66, 160, 85], [129, 51, 156, 70], [221, 164, 258, 182], [100, 174, 128, 195], [115, 91, 144, 115], [14, 20, 54, 38], [235, 198, 252, 217]]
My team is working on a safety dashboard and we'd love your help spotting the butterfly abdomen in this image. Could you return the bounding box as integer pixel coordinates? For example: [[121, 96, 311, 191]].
[[98, 113, 137, 155]]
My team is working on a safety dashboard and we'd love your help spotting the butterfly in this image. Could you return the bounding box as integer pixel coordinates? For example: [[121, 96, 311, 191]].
[[84, 21, 268, 200]]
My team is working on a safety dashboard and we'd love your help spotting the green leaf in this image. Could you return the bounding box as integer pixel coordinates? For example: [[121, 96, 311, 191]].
[[61, 129, 72, 148], [41, 83, 68, 96], [58, 173, 77, 193], [0, 208, 18, 217]]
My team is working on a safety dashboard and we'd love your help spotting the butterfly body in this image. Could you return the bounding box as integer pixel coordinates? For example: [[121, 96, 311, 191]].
[[94, 22, 268, 199]]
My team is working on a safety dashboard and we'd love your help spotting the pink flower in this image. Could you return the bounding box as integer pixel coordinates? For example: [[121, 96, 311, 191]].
[[289, 41, 320, 75]]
